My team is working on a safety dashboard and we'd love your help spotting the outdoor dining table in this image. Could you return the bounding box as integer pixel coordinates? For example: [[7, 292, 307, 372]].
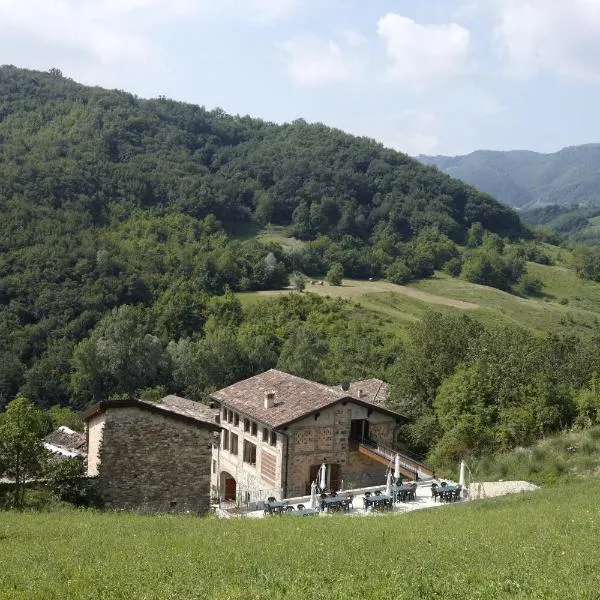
[[437, 486, 460, 502], [263, 501, 287, 515], [320, 496, 351, 512], [393, 485, 415, 502], [363, 493, 393, 510]]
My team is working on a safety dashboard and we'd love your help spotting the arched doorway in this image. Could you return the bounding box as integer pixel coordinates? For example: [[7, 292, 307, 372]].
[[220, 471, 237, 502]]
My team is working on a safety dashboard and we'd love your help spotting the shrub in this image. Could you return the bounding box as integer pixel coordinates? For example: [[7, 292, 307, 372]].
[[386, 260, 411, 285], [515, 274, 544, 297], [291, 272, 307, 292], [325, 263, 344, 286], [443, 257, 462, 277], [47, 457, 99, 507]]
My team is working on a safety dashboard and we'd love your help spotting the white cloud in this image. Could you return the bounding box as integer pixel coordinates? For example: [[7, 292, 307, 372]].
[[494, 0, 600, 81], [377, 13, 473, 88], [278, 32, 367, 86], [0, 0, 303, 79], [0, 0, 181, 69]]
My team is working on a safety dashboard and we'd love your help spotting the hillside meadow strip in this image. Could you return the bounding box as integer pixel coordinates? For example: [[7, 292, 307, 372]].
[[2, 480, 600, 599]]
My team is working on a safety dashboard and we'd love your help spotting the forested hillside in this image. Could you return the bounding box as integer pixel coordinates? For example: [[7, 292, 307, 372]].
[[0, 66, 523, 408], [420, 144, 600, 209], [9, 66, 600, 468], [521, 204, 600, 244]]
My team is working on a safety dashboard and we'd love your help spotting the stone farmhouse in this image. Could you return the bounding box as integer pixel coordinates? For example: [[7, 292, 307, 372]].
[[83, 395, 220, 514], [210, 369, 428, 505]]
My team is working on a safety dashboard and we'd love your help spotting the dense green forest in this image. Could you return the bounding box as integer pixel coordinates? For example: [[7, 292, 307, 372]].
[[420, 144, 600, 209], [5, 66, 600, 469], [0, 66, 522, 406]]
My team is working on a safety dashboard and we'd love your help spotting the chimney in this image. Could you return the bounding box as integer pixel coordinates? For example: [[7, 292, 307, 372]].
[[358, 389, 365, 399], [264, 390, 276, 409]]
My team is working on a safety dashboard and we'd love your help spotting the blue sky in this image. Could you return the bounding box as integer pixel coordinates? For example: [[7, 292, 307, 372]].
[[1, 0, 600, 155]]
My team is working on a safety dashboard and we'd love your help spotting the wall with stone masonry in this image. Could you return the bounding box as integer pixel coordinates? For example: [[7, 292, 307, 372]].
[[285, 401, 398, 497], [212, 409, 284, 503], [211, 400, 400, 500], [96, 407, 215, 514]]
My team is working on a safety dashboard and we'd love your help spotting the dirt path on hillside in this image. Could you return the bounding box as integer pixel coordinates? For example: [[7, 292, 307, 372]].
[[392, 285, 479, 309], [255, 280, 479, 310]]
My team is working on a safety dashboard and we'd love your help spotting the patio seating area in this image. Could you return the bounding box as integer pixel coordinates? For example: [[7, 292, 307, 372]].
[[248, 478, 464, 519]]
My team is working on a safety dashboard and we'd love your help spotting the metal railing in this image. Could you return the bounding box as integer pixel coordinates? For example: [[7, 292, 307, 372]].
[[358, 438, 434, 479]]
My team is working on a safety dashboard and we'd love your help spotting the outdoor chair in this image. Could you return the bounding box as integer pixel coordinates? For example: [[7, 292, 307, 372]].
[[346, 494, 354, 509], [364, 491, 372, 498], [408, 484, 417, 501], [297, 504, 305, 510], [320, 493, 327, 500], [285, 505, 295, 512], [267, 496, 276, 503], [431, 484, 439, 502], [374, 490, 382, 496], [440, 481, 447, 487], [330, 491, 338, 497]]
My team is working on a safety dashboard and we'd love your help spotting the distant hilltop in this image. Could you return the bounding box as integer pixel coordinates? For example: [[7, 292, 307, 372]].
[[419, 144, 600, 210]]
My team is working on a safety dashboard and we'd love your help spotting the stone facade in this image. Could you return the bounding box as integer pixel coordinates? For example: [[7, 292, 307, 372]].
[[213, 398, 399, 501], [212, 409, 284, 503], [284, 401, 396, 497], [90, 406, 217, 514]]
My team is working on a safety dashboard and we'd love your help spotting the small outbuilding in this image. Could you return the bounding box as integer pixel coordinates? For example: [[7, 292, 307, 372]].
[[44, 426, 87, 459], [83, 396, 220, 514]]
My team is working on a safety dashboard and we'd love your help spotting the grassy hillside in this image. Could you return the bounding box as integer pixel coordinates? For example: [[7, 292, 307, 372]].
[[239, 250, 600, 337], [420, 144, 600, 209], [471, 426, 600, 486], [2, 482, 600, 599]]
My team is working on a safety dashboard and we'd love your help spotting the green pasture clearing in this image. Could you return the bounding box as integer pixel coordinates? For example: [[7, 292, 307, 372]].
[[256, 225, 305, 251], [2, 481, 600, 599], [239, 262, 600, 336], [416, 270, 600, 334], [237, 279, 476, 336]]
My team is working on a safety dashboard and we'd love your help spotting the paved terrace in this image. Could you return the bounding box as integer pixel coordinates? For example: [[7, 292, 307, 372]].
[[215, 479, 538, 519]]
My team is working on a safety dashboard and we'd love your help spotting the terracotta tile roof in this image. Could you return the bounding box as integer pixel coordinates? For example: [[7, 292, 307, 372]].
[[211, 370, 404, 428], [82, 398, 221, 430], [44, 426, 87, 456], [211, 369, 351, 428], [346, 379, 389, 407], [157, 395, 220, 424]]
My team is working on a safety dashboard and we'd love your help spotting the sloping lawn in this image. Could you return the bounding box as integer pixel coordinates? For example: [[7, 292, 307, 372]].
[[2, 480, 600, 599]]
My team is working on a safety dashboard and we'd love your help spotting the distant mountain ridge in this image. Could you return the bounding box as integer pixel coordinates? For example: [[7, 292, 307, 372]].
[[419, 144, 600, 209]]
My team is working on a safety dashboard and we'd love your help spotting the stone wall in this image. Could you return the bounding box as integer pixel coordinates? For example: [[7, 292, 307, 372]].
[[96, 407, 215, 514], [86, 414, 105, 477], [368, 422, 394, 446], [468, 481, 538, 500], [285, 402, 397, 496], [212, 399, 400, 500], [212, 411, 284, 503], [345, 448, 387, 489]]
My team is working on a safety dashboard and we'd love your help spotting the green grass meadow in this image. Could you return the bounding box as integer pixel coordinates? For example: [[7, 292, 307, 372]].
[[238, 256, 600, 338], [2, 481, 600, 599]]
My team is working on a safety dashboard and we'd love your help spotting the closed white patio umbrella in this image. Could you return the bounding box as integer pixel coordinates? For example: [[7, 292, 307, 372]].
[[459, 460, 466, 487], [319, 463, 327, 491], [394, 453, 401, 481], [386, 470, 393, 497], [310, 481, 318, 509]]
